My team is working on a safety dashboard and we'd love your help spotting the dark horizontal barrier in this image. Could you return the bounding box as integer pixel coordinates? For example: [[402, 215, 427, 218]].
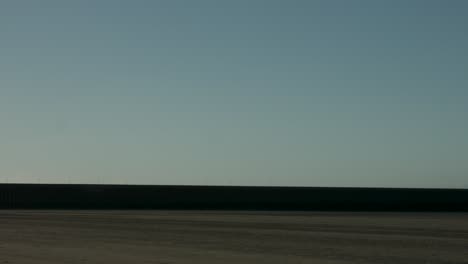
[[1, 183, 467, 211]]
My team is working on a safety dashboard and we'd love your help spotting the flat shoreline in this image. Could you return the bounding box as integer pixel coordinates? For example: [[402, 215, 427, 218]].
[[1, 210, 467, 263]]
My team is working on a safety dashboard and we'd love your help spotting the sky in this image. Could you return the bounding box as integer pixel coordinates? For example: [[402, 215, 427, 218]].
[[0, 0, 467, 188]]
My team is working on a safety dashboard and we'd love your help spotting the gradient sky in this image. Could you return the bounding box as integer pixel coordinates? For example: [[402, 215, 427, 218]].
[[1, 0, 467, 188]]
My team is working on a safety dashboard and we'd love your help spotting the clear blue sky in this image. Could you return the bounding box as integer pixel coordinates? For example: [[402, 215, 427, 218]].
[[1, 0, 467, 188]]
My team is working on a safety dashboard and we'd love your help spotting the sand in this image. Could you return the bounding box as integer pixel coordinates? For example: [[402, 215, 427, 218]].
[[1, 210, 467, 263]]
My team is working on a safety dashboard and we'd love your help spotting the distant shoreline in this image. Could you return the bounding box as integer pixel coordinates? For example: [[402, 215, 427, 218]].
[[1, 183, 467, 211]]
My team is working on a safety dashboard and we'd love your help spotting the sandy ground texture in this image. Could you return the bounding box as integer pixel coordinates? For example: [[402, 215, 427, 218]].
[[0, 211, 467, 264]]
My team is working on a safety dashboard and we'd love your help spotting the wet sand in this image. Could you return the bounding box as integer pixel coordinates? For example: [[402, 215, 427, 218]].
[[1, 211, 467, 264]]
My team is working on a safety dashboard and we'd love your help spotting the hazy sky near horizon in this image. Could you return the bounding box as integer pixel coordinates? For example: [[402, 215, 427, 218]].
[[1, 0, 467, 188]]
